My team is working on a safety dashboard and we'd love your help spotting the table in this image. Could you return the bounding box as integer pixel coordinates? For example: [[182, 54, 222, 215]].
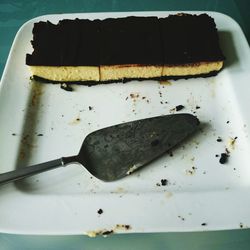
[[0, 0, 250, 249]]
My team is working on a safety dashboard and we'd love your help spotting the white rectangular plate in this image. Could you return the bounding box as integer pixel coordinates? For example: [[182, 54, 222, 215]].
[[1, 11, 250, 235]]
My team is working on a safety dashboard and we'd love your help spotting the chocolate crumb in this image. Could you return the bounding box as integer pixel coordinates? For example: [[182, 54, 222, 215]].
[[169, 151, 173, 157], [89, 106, 93, 111], [161, 179, 168, 186], [201, 223, 207, 226], [160, 101, 163, 104], [60, 83, 73, 91], [97, 209, 103, 214], [226, 121, 230, 124], [219, 153, 229, 164], [124, 225, 131, 230], [216, 137, 222, 142], [102, 230, 113, 235], [175, 105, 184, 111], [12, 133, 16, 136], [142, 96, 146, 100], [151, 139, 159, 147], [37, 133, 43, 136], [178, 215, 185, 221], [195, 106, 200, 109], [76, 118, 80, 121], [125, 96, 128, 100]]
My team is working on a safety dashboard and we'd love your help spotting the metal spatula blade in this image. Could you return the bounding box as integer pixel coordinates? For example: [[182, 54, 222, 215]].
[[0, 114, 199, 185]]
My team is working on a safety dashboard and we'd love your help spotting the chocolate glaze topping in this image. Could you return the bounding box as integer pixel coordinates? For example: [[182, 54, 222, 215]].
[[26, 14, 225, 66], [26, 19, 100, 66], [99, 16, 163, 65], [160, 14, 225, 64]]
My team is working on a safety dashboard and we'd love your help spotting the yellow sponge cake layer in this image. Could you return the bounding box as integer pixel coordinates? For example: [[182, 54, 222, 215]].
[[29, 61, 223, 83], [100, 65, 162, 81], [29, 66, 100, 82], [162, 61, 223, 77]]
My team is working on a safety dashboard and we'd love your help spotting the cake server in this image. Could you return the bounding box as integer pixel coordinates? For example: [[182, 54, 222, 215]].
[[0, 114, 199, 185]]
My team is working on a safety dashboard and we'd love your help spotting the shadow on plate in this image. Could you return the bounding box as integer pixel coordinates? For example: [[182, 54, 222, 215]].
[[218, 31, 239, 69]]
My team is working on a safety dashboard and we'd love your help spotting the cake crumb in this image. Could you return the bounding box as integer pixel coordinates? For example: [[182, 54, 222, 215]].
[[228, 136, 237, 149], [170, 105, 185, 112], [219, 153, 229, 164], [60, 83, 73, 91], [216, 137, 222, 142], [175, 105, 184, 111], [115, 224, 131, 230], [156, 179, 169, 187], [160, 80, 172, 85], [130, 93, 139, 99], [86, 223, 131, 237], [178, 215, 185, 221], [161, 179, 168, 186], [97, 209, 103, 215]]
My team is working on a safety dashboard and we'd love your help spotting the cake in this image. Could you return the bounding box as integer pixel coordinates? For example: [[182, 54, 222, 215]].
[[160, 14, 224, 79], [26, 14, 225, 84], [26, 19, 101, 83], [99, 16, 163, 82]]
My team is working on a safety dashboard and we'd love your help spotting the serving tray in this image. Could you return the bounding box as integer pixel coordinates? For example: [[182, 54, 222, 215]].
[[0, 11, 250, 235]]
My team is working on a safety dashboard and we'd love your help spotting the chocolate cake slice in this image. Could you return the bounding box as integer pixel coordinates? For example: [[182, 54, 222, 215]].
[[160, 14, 225, 79], [99, 16, 163, 82], [26, 14, 225, 84], [26, 19, 101, 82]]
